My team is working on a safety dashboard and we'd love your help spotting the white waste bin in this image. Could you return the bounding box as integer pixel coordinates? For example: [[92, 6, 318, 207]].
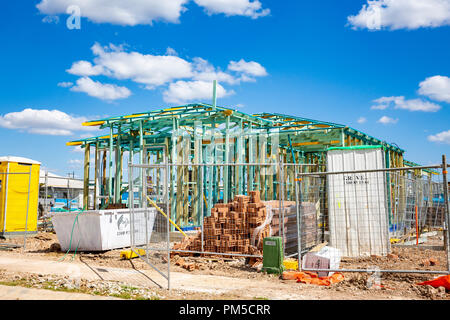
[[52, 208, 157, 251]]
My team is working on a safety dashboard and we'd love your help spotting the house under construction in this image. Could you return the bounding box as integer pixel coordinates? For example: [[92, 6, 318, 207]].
[[67, 103, 436, 228]]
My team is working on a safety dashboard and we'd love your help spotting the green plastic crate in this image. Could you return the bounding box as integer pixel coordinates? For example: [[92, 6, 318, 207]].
[[262, 237, 285, 274]]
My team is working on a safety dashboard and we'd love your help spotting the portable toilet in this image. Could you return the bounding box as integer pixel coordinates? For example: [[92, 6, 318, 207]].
[[0, 156, 41, 238]]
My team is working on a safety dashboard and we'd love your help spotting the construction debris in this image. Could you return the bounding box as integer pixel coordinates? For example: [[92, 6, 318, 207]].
[[281, 270, 344, 286], [172, 256, 201, 272], [417, 275, 450, 291], [120, 249, 146, 260], [420, 258, 439, 267], [283, 258, 298, 270]]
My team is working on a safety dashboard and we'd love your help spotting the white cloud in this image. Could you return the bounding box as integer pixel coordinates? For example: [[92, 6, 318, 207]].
[[428, 130, 450, 144], [371, 96, 441, 112], [165, 47, 178, 56], [192, 58, 239, 85], [67, 60, 104, 77], [72, 145, 96, 154], [37, 0, 269, 26], [377, 115, 398, 125], [81, 43, 194, 87], [57, 81, 73, 88], [37, 0, 189, 26], [348, 0, 450, 30], [65, 43, 268, 103], [228, 59, 268, 77], [163, 80, 233, 104], [357, 117, 367, 124], [194, 0, 270, 19], [70, 77, 131, 101], [0, 108, 96, 136], [68, 159, 83, 168], [418, 75, 450, 103], [72, 146, 84, 153], [371, 96, 402, 110]]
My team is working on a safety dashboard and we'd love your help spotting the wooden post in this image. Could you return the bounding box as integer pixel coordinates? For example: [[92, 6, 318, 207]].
[[176, 134, 183, 226], [129, 139, 133, 208], [139, 121, 144, 207], [94, 142, 99, 210], [260, 132, 267, 200], [102, 150, 107, 207], [224, 116, 230, 203], [237, 119, 243, 195], [170, 118, 178, 230], [115, 125, 121, 204], [183, 134, 189, 225], [248, 123, 254, 192], [83, 143, 90, 210], [120, 148, 123, 203], [193, 121, 202, 225], [108, 125, 114, 203], [207, 126, 214, 216]]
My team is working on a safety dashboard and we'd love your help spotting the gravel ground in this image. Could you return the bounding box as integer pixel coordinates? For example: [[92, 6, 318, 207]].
[[0, 231, 448, 300]]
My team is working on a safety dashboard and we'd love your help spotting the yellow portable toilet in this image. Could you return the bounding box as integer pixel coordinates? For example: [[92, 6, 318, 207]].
[[0, 156, 41, 238]]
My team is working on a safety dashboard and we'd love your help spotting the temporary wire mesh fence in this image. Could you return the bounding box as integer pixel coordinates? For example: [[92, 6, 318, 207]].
[[128, 162, 315, 261], [38, 173, 85, 215], [128, 159, 450, 278], [129, 163, 170, 289], [295, 162, 450, 275]]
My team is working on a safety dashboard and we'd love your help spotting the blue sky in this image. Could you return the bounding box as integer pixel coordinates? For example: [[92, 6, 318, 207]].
[[0, 0, 449, 177]]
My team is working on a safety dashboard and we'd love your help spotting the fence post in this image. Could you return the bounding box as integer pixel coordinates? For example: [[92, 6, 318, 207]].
[[442, 155, 450, 274], [166, 160, 171, 290], [128, 164, 134, 248], [278, 158, 285, 258], [295, 165, 302, 271]]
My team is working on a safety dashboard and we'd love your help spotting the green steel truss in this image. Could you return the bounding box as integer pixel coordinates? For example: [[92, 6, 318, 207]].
[[70, 104, 404, 155], [71, 103, 416, 227]]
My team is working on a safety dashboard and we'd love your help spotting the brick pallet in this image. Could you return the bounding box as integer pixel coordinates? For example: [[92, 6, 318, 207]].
[[269, 202, 318, 254], [173, 191, 269, 257], [173, 194, 320, 257]]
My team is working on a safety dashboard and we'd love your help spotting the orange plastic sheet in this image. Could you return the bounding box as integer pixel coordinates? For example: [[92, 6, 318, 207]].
[[282, 271, 344, 286], [417, 275, 450, 290]]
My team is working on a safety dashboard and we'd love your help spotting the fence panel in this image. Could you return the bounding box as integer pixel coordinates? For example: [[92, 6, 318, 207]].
[[296, 163, 449, 275], [129, 164, 170, 289], [128, 163, 316, 263]]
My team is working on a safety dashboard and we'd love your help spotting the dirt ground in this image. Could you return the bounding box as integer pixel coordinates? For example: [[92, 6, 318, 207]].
[[0, 231, 448, 300]]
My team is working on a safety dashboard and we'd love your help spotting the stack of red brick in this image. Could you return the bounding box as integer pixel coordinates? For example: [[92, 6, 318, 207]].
[[173, 191, 270, 257]]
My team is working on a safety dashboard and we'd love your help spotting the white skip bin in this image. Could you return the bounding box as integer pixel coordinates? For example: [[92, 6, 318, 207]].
[[326, 146, 390, 257], [52, 208, 157, 251]]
